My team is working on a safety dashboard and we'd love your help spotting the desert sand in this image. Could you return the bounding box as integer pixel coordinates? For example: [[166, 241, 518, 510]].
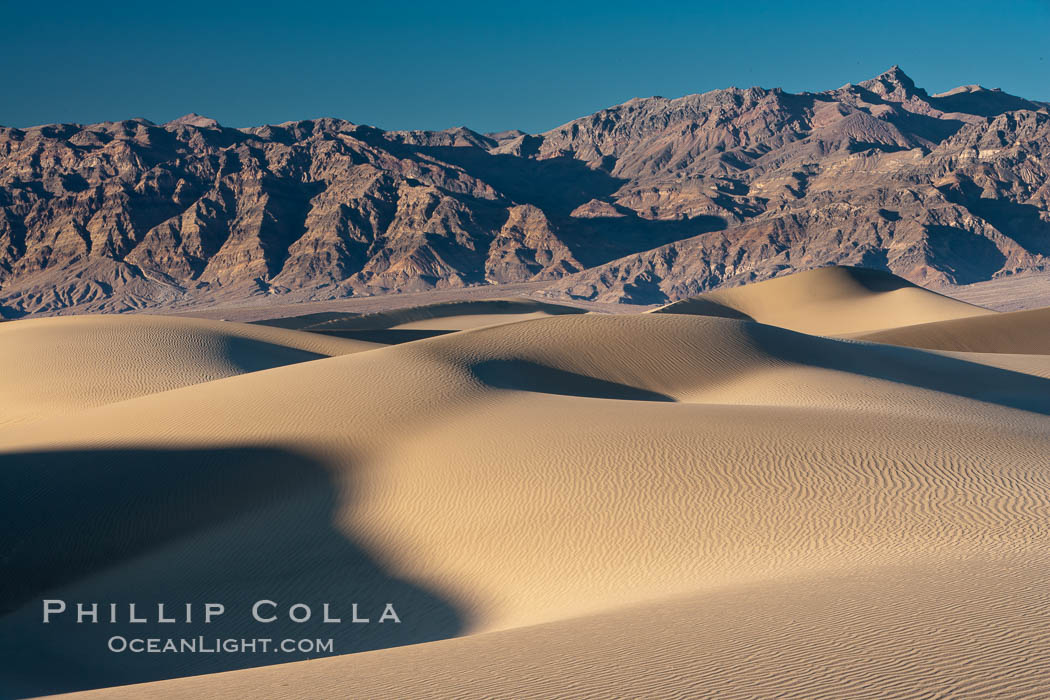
[[651, 266, 993, 334], [254, 299, 590, 344], [852, 306, 1050, 353], [4, 266, 1050, 698], [0, 315, 380, 427]]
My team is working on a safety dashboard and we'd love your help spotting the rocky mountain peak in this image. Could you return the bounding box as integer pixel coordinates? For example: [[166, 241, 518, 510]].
[[165, 113, 221, 128], [858, 65, 926, 101], [1, 68, 1048, 317]]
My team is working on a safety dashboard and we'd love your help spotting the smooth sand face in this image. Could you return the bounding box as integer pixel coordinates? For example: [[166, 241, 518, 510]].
[[0, 315, 380, 426], [852, 306, 1050, 353], [5, 268, 1050, 698], [653, 266, 992, 335]]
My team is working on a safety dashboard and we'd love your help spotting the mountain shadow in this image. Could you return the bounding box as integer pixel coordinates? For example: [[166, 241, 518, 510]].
[[381, 140, 727, 267], [937, 175, 1050, 258], [925, 225, 1008, 284]]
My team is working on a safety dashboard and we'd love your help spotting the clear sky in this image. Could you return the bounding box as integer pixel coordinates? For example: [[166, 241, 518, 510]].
[[3, 0, 1048, 133]]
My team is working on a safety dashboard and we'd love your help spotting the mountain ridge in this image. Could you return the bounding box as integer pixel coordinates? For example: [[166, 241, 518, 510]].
[[2, 66, 1048, 317]]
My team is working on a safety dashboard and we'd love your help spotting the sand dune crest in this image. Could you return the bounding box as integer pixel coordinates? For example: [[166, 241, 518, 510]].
[[0, 314, 379, 425], [652, 266, 992, 335], [3, 277, 1050, 698], [853, 305, 1050, 353]]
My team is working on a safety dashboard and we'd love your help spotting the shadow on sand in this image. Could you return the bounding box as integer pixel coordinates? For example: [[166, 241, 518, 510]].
[[313, 328, 458, 344], [0, 446, 465, 696], [745, 322, 1050, 416], [471, 359, 675, 402]]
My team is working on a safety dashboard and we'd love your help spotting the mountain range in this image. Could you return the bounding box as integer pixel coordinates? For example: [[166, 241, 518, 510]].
[[1, 66, 1048, 316]]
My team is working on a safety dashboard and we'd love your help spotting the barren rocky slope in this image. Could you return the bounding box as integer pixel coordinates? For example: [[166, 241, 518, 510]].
[[1, 67, 1047, 316]]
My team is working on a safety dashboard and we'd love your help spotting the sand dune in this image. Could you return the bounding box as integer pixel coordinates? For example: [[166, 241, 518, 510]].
[[652, 265, 992, 335], [253, 298, 589, 344], [852, 305, 1050, 353], [4, 301, 1050, 697], [59, 555, 1050, 700], [0, 315, 379, 425]]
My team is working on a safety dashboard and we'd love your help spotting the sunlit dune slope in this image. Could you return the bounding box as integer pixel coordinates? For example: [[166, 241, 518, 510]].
[[0, 314, 380, 425], [651, 265, 992, 335], [852, 305, 1050, 353], [59, 555, 1050, 700], [5, 311, 1050, 696]]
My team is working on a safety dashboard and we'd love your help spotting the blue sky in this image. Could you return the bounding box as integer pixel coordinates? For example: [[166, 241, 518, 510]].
[[3, 0, 1048, 132]]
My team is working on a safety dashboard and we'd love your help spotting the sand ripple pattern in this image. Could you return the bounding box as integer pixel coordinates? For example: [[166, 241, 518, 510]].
[[4, 307, 1050, 698]]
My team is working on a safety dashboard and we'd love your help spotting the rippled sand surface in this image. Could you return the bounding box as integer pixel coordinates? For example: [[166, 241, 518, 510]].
[[4, 268, 1050, 698]]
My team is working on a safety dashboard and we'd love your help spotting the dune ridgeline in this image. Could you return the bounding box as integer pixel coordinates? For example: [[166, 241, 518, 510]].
[[3, 266, 1050, 699]]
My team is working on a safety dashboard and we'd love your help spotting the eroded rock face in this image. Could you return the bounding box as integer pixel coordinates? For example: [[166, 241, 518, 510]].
[[543, 96, 1050, 304], [1, 67, 1048, 315]]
